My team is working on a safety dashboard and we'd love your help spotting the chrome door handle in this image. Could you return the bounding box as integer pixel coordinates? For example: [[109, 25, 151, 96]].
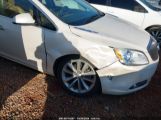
[[0, 25, 5, 31]]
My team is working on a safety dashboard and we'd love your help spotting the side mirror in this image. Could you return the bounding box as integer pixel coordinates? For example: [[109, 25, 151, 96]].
[[13, 13, 35, 25]]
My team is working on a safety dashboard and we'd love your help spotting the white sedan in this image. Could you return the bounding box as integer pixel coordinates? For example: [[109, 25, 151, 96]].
[[87, 0, 161, 46], [0, 0, 159, 96]]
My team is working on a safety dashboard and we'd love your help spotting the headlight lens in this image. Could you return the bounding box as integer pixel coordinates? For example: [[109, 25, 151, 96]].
[[114, 48, 149, 65]]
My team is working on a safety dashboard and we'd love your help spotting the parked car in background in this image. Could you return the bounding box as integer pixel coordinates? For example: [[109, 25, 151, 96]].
[[146, 0, 161, 8], [86, 0, 161, 46], [0, 0, 159, 96]]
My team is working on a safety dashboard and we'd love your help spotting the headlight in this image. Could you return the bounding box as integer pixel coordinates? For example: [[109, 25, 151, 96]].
[[114, 48, 149, 65]]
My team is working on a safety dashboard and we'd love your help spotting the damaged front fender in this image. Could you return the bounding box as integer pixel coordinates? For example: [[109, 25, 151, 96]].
[[82, 45, 118, 69]]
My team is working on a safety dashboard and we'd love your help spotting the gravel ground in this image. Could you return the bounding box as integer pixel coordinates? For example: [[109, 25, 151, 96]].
[[0, 54, 161, 120]]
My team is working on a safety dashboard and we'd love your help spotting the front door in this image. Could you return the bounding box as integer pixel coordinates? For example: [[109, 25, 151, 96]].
[[0, 0, 46, 72]]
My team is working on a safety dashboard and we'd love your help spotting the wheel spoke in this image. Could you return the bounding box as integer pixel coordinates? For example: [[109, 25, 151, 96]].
[[157, 33, 161, 39], [83, 77, 94, 83], [78, 79, 82, 92], [151, 31, 156, 36], [63, 67, 73, 75], [76, 60, 81, 71], [156, 31, 159, 36], [69, 79, 78, 88], [67, 63, 77, 73], [82, 71, 96, 76], [64, 76, 75, 82], [82, 63, 89, 73], [158, 32, 161, 37], [149, 30, 161, 45], [151, 30, 161, 38], [157, 39, 161, 44], [81, 79, 89, 90]]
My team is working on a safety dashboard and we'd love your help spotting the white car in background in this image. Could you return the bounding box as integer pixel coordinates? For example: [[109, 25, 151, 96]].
[[147, 0, 161, 7], [87, 0, 161, 46], [0, 0, 159, 96]]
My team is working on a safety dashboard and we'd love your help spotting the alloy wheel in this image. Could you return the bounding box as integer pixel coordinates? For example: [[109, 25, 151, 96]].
[[61, 59, 97, 94], [149, 29, 161, 46]]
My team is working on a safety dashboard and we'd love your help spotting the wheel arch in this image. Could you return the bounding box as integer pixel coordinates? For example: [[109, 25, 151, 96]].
[[145, 25, 161, 31], [53, 54, 99, 77]]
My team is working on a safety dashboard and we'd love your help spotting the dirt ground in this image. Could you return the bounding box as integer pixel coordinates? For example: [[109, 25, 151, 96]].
[[0, 54, 161, 120]]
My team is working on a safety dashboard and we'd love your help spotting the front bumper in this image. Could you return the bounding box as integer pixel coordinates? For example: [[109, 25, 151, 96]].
[[96, 58, 159, 95]]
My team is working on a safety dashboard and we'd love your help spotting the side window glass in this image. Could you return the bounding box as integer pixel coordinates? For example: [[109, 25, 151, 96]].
[[106, 0, 111, 6], [111, 0, 146, 12], [111, 0, 133, 10], [133, 1, 147, 13], [87, 0, 108, 5], [38, 12, 56, 31], [54, 0, 80, 9], [0, 0, 33, 18], [0, 1, 3, 13]]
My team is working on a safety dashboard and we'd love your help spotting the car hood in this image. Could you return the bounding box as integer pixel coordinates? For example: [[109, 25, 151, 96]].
[[69, 14, 150, 51]]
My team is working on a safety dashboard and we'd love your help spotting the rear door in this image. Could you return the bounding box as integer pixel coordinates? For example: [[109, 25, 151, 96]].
[[107, 0, 146, 27]]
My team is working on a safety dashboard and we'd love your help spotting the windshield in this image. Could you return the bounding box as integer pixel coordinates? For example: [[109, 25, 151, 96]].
[[140, 0, 161, 11], [39, 0, 104, 26]]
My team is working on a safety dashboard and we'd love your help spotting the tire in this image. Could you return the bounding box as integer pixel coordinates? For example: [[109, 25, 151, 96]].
[[146, 26, 161, 46], [56, 56, 101, 96]]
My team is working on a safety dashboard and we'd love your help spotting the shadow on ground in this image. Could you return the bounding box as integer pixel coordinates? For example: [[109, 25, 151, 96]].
[[0, 53, 161, 119]]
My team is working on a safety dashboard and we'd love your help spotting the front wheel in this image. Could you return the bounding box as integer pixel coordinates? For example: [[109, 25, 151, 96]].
[[147, 26, 161, 46], [56, 57, 100, 96]]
